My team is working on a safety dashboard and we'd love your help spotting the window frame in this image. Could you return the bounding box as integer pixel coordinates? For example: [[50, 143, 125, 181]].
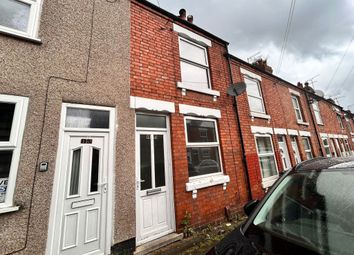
[[322, 137, 331, 157], [291, 95, 304, 122], [244, 76, 266, 115], [178, 37, 212, 90], [312, 100, 323, 125], [0, 0, 42, 39], [0, 94, 28, 209], [337, 114, 344, 129], [301, 136, 313, 159], [254, 134, 279, 185], [184, 116, 223, 180]]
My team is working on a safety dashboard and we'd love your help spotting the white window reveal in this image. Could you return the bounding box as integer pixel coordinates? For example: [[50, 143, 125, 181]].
[[245, 77, 266, 114], [337, 114, 344, 129], [346, 117, 353, 133], [312, 101, 323, 125], [322, 138, 331, 157], [0, 0, 42, 40], [255, 135, 278, 188], [302, 137, 313, 160], [185, 117, 223, 178], [291, 95, 304, 123], [0, 94, 28, 213]]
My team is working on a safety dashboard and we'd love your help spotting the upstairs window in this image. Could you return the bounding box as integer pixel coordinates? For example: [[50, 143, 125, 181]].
[[0, 0, 42, 38], [302, 137, 313, 160], [291, 95, 304, 122], [185, 117, 222, 178], [245, 77, 266, 114], [312, 101, 323, 125], [179, 37, 211, 90], [337, 114, 344, 129], [346, 118, 353, 133]]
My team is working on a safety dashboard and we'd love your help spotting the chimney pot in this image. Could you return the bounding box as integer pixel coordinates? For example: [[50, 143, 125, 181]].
[[187, 15, 194, 23], [179, 9, 186, 20]]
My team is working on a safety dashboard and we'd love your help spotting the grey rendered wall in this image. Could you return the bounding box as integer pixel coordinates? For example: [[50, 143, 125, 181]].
[[0, 0, 135, 254]]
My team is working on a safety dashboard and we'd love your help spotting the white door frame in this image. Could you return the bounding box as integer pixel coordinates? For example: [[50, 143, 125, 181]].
[[277, 135, 291, 170], [46, 103, 116, 255], [135, 113, 175, 246]]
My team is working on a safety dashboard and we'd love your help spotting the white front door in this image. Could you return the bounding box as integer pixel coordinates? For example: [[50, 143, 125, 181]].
[[136, 131, 175, 245], [291, 136, 301, 164], [277, 135, 291, 170], [52, 132, 109, 255]]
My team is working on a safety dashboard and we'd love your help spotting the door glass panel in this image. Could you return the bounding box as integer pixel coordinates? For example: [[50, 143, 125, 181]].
[[90, 148, 99, 192], [0, 0, 31, 32], [69, 148, 81, 196], [0, 103, 15, 141], [140, 135, 152, 190], [136, 114, 166, 128], [65, 108, 109, 129], [0, 150, 13, 203], [154, 135, 165, 187]]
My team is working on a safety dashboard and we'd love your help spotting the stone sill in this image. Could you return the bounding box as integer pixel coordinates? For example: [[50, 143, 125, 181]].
[[186, 174, 230, 192], [177, 82, 220, 97], [262, 176, 279, 189], [297, 121, 309, 126], [0, 206, 20, 214], [250, 112, 271, 120], [0, 29, 42, 44]]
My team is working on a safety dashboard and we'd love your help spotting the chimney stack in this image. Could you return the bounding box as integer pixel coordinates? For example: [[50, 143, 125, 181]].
[[179, 9, 186, 20], [252, 58, 273, 74]]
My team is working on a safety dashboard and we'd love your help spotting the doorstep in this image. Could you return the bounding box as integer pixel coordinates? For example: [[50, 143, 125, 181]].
[[134, 233, 183, 255]]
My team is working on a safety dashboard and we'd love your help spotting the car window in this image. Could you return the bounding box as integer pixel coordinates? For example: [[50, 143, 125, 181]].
[[249, 169, 354, 255]]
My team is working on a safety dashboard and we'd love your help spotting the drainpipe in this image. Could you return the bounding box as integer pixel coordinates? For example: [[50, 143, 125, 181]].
[[225, 52, 252, 201], [305, 91, 324, 157]]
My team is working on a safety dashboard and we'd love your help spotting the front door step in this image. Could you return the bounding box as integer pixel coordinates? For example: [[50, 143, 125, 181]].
[[134, 233, 183, 255]]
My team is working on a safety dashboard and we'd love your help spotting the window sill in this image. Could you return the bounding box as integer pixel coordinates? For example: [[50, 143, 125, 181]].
[[0, 29, 42, 45], [186, 174, 230, 192], [297, 121, 309, 126], [177, 82, 220, 97], [262, 176, 279, 189], [317, 123, 324, 126], [250, 112, 271, 120], [351, 133, 354, 136], [0, 206, 20, 214]]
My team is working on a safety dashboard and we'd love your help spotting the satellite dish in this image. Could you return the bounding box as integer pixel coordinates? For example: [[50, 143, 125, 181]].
[[315, 89, 325, 98], [227, 82, 247, 96]]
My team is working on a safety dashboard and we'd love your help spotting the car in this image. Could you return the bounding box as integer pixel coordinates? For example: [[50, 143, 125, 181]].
[[207, 157, 354, 255]]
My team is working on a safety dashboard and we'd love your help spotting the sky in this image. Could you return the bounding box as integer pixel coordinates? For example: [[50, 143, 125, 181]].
[[148, 0, 354, 110]]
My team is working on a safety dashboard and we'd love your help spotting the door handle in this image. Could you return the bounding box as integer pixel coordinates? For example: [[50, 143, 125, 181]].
[[98, 182, 108, 193]]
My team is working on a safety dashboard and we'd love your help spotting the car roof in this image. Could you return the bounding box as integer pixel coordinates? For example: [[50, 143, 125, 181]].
[[294, 157, 354, 171]]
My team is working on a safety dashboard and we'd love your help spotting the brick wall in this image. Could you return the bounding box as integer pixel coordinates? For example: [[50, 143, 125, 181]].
[[131, 1, 250, 229]]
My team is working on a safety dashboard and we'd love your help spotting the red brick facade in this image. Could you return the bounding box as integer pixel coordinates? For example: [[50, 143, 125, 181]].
[[130, 0, 354, 237]]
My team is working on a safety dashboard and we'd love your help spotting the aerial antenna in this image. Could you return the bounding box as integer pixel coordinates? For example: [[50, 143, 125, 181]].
[[247, 52, 261, 63], [305, 74, 320, 90]]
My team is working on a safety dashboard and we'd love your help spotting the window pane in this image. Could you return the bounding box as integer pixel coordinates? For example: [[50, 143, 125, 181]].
[[306, 152, 313, 159], [90, 148, 99, 192], [187, 147, 221, 177], [259, 155, 277, 178], [140, 135, 152, 190], [0, 0, 31, 32], [0, 151, 13, 203], [322, 138, 329, 146], [180, 61, 209, 89], [302, 138, 311, 150], [69, 148, 81, 196], [312, 101, 319, 111], [65, 108, 110, 128], [295, 109, 302, 121], [179, 39, 207, 66], [292, 97, 299, 109], [245, 78, 261, 97], [256, 137, 273, 154], [154, 135, 165, 188], [314, 111, 322, 124], [0, 103, 15, 141], [186, 119, 217, 143], [248, 96, 264, 113], [136, 114, 166, 128]]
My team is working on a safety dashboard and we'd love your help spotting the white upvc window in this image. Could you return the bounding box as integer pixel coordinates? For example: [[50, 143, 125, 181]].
[[245, 76, 266, 114], [0, 94, 28, 211], [255, 135, 278, 187], [337, 114, 344, 129], [184, 117, 223, 179], [302, 137, 313, 160], [322, 138, 331, 157], [312, 101, 323, 125], [346, 117, 353, 133], [0, 0, 42, 39], [291, 95, 304, 122], [179, 37, 211, 90]]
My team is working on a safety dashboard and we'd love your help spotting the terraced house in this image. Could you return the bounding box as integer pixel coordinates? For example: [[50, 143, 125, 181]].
[[1, 0, 354, 255]]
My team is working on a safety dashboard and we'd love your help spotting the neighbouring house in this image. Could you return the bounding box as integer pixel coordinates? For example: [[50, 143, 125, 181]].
[[0, 0, 135, 254]]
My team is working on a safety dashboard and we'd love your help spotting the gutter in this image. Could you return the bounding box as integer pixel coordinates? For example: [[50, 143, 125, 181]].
[[225, 52, 253, 201]]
